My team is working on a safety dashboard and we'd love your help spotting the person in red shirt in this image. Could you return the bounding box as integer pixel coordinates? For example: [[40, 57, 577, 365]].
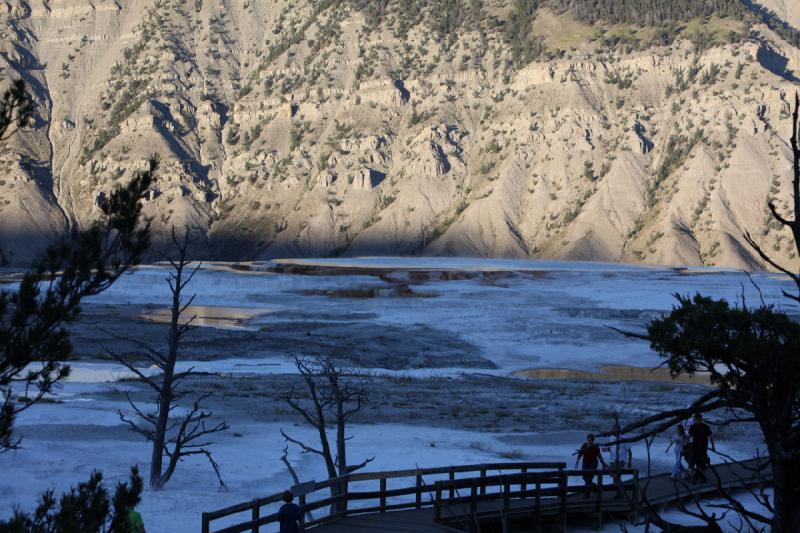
[[575, 434, 606, 498]]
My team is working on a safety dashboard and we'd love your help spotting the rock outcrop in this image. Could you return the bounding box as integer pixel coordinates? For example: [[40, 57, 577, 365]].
[[0, 0, 798, 271]]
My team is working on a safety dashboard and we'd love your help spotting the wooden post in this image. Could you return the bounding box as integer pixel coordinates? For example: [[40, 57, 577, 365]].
[[480, 468, 487, 495], [596, 473, 604, 529], [342, 477, 350, 515], [201, 512, 210, 533], [434, 481, 442, 523], [559, 470, 568, 533], [631, 470, 640, 522], [416, 473, 423, 509], [469, 480, 478, 533], [521, 467, 528, 494], [449, 467, 456, 499], [251, 501, 260, 533], [535, 479, 542, 533], [502, 481, 511, 533], [380, 477, 387, 512]]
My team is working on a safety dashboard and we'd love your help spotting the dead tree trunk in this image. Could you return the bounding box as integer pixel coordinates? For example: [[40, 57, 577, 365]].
[[106, 227, 228, 490], [149, 227, 191, 488], [281, 356, 373, 515], [761, 425, 800, 533]]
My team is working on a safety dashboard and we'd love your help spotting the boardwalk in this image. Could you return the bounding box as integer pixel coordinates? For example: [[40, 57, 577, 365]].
[[310, 508, 450, 532], [202, 458, 771, 533], [312, 459, 769, 532]]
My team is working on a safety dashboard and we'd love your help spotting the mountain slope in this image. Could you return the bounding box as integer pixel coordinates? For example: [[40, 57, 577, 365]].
[[0, 0, 799, 270], [753, 0, 800, 32]]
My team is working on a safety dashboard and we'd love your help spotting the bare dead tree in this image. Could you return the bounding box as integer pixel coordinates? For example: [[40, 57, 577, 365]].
[[280, 445, 302, 488], [105, 227, 228, 490], [280, 356, 373, 513]]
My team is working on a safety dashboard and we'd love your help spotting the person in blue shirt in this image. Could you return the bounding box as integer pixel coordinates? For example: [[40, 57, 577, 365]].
[[277, 490, 302, 533]]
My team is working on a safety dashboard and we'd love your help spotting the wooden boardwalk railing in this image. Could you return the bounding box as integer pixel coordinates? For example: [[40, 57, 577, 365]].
[[201, 462, 565, 533], [432, 468, 639, 532], [201, 458, 770, 533]]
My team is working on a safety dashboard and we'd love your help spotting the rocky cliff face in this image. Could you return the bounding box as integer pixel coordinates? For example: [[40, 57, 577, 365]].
[[1, 0, 799, 269]]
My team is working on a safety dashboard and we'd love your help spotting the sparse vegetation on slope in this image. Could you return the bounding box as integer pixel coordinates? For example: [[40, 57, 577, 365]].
[[1, 0, 798, 270], [554, 0, 747, 25]]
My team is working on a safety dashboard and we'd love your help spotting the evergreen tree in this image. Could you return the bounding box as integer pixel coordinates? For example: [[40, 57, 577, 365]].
[[0, 467, 143, 533], [0, 78, 155, 452], [553, 0, 746, 25], [609, 95, 800, 533]]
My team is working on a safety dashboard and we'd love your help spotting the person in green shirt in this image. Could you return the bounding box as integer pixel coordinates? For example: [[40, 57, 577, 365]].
[[127, 507, 146, 533]]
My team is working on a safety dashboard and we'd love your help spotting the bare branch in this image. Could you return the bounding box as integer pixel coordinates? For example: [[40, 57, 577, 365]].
[[98, 327, 166, 366], [180, 262, 203, 291], [605, 325, 650, 340], [281, 355, 373, 514], [705, 461, 772, 528], [597, 390, 727, 444], [346, 456, 375, 473], [281, 428, 325, 456], [743, 272, 767, 308], [767, 202, 794, 228], [743, 231, 798, 281], [104, 347, 162, 393], [281, 445, 302, 486]]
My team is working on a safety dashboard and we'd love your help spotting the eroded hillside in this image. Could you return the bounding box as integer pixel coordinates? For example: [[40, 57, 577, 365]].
[[1, 0, 799, 269]]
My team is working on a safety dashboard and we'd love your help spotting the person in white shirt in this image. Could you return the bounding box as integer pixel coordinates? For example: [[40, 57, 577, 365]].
[[606, 423, 633, 468], [665, 424, 689, 480], [605, 423, 633, 499]]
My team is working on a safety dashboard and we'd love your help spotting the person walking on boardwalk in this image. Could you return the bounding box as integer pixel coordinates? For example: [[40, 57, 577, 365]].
[[688, 413, 715, 482], [575, 434, 606, 498], [665, 424, 689, 480], [605, 423, 632, 498], [278, 490, 303, 533]]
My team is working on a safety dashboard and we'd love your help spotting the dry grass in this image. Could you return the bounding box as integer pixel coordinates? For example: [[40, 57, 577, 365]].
[[532, 9, 594, 51], [683, 16, 745, 41]]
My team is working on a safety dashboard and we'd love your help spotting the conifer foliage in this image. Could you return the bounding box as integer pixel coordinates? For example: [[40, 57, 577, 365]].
[[0, 80, 33, 142], [553, 0, 746, 25], [0, 76, 154, 532], [342, 0, 762, 68], [0, 78, 154, 452], [0, 467, 144, 533]]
